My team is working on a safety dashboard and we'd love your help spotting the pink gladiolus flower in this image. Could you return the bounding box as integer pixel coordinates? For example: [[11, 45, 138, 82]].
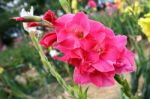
[[88, 0, 97, 8], [39, 32, 57, 48], [39, 12, 135, 87]]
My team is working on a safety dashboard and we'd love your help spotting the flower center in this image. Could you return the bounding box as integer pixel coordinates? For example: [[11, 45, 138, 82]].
[[97, 48, 104, 55], [88, 62, 92, 66], [74, 29, 84, 39]]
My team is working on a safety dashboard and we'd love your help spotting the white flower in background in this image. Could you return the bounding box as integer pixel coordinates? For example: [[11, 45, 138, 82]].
[[20, 6, 33, 17], [20, 6, 37, 33], [49, 50, 59, 57]]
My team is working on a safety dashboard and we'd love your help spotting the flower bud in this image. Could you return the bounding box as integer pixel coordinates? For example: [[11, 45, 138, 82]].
[[43, 10, 57, 24], [13, 16, 42, 22]]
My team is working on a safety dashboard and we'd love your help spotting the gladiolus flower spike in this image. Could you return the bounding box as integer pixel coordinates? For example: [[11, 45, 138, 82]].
[[39, 12, 136, 87]]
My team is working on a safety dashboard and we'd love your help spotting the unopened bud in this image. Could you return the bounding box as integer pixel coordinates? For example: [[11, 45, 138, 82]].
[[12, 16, 42, 22], [14, 17, 25, 22]]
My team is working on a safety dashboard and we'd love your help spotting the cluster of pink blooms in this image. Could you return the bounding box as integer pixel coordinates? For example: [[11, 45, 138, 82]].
[[22, 10, 135, 87], [88, 0, 97, 8]]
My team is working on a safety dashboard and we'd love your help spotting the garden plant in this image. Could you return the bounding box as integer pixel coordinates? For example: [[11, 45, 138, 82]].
[[0, 0, 150, 99]]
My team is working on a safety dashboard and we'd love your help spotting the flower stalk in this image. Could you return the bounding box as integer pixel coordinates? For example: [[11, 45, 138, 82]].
[[115, 75, 138, 99], [29, 32, 78, 98]]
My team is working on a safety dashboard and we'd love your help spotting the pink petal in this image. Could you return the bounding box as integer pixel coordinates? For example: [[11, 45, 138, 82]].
[[115, 58, 134, 74], [70, 48, 86, 61], [114, 48, 136, 74], [66, 12, 90, 37], [103, 27, 115, 38], [80, 35, 97, 50], [58, 39, 75, 49], [73, 68, 91, 84], [39, 32, 57, 48], [125, 49, 135, 66], [102, 46, 118, 61], [93, 60, 114, 72], [113, 35, 127, 51], [68, 58, 82, 66], [89, 20, 104, 33], [57, 29, 69, 42], [86, 51, 99, 62], [55, 14, 74, 30], [90, 71, 115, 87]]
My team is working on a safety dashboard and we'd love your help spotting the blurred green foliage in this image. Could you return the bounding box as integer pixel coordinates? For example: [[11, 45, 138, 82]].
[[0, 41, 41, 67], [0, 39, 71, 98]]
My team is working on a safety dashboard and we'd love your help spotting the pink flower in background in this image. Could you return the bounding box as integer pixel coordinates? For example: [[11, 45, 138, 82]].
[[88, 0, 97, 8], [39, 11, 135, 87]]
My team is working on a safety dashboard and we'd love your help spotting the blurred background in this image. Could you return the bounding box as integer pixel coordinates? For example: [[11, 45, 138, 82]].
[[0, 0, 150, 99]]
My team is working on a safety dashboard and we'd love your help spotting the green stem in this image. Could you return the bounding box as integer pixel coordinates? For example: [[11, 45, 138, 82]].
[[115, 75, 138, 99], [29, 32, 77, 98]]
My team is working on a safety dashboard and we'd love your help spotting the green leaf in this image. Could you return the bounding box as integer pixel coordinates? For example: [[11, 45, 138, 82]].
[[59, 0, 71, 13]]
